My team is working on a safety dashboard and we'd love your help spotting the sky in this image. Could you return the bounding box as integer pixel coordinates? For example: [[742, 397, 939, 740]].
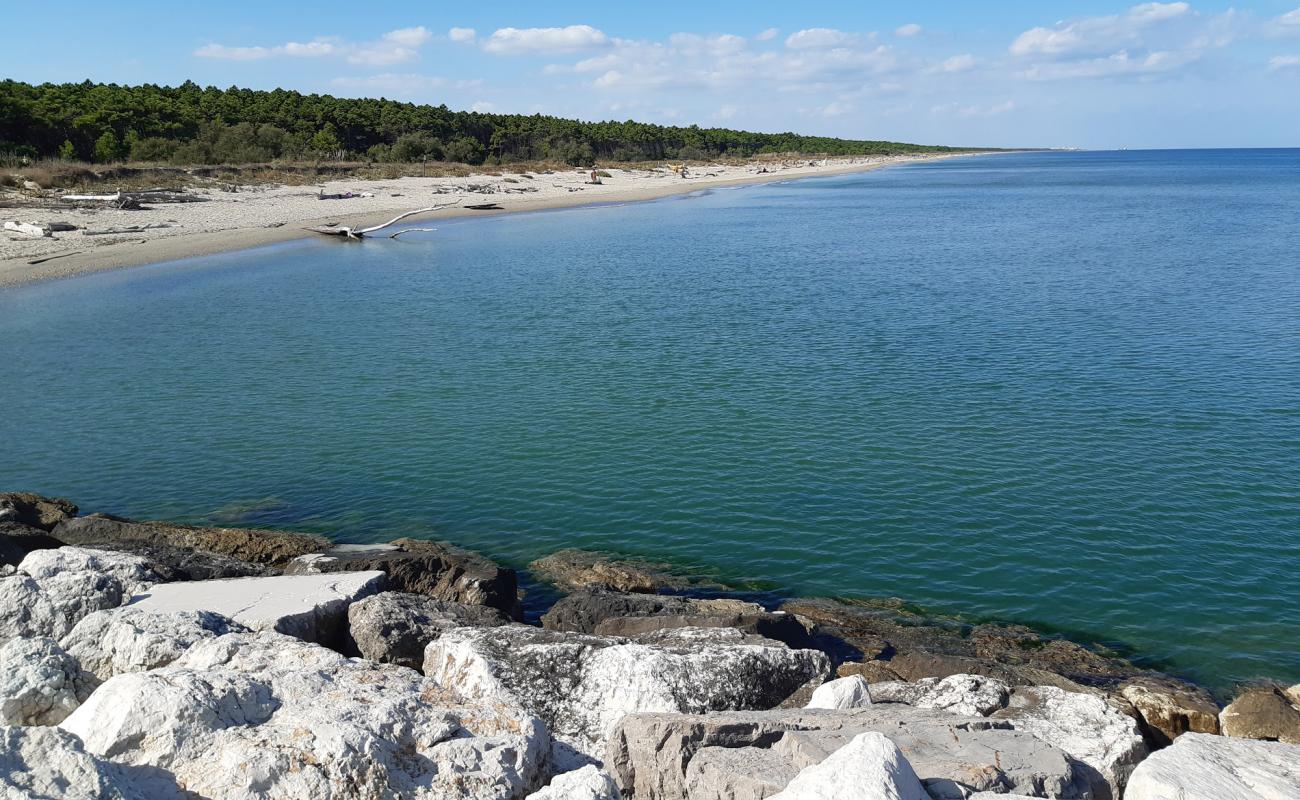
[[3, 1, 1299, 149]]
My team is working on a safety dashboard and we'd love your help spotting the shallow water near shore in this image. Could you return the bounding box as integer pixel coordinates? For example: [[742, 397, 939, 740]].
[[3, 149, 1298, 691]]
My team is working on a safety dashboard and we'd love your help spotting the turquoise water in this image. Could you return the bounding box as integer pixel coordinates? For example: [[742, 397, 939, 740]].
[[3, 150, 1298, 690]]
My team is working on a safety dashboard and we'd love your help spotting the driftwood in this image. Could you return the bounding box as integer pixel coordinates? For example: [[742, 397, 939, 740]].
[[464, 203, 502, 210], [81, 223, 172, 236], [388, 227, 437, 239], [306, 199, 460, 240], [27, 250, 84, 265]]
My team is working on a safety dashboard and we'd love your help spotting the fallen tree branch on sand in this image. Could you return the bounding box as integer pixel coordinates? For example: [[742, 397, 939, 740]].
[[388, 228, 437, 239], [306, 199, 461, 240], [80, 223, 173, 236]]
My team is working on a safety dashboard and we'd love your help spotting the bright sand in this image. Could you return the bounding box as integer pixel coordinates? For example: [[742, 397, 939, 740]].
[[0, 154, 971, 288]]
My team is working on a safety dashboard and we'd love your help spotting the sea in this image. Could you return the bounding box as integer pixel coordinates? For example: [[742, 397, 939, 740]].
[[3, 149, 1298, 691]]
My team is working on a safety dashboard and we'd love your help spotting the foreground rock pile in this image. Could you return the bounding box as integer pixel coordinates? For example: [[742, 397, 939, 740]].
[[1, 491, 1298, 799]]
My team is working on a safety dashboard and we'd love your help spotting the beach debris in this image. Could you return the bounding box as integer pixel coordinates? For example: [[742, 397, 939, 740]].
[[80, 223, 173, 237], [3, 221, 51, 238], [464, 202, 502, 210], [26, 250, 85, 265], [305, 199, 461, 240], [388, 227, 437, 239]]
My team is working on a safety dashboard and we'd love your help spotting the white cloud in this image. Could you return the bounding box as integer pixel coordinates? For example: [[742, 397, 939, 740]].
[[196, 28, 429, 65], [817, 101, 853, 117], [1017, 48, 1197, 80], [756, 28, 779, 42], [483, 25, 608, 55], [713, 104, 739, 120], [449, 27, 477, 44], [1270, 8, 1300, 35], [785, 28, 859, 49], [1010, 2, 1190, 57], [1269, 54, 1300, 70], [932, 100, 1016, 117], [470, 101, 496, 112], [895, 23, 923, 38], [934, 53, 977, 73]]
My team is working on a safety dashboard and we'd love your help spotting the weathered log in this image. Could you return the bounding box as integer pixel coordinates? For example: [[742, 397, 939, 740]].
[[81, 223, 172, 236], [3, 221, 48, 237], [306, 199, 460, 240]]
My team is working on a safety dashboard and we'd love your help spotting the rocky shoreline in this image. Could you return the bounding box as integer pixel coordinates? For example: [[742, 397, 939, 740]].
[[1, 491, 1297, 799]]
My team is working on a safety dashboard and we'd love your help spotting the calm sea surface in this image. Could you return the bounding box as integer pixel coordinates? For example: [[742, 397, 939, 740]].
[[3, 150, 1298, 690]]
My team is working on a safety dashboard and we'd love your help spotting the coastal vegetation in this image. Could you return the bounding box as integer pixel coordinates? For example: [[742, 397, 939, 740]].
[[0, 79, 964, 168]]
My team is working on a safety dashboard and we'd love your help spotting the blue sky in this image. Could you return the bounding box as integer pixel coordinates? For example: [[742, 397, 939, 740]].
[[3, 1, 1299, 148]]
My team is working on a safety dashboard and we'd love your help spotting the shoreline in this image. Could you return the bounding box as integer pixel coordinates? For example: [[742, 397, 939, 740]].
[[0, 152, 982, 289]]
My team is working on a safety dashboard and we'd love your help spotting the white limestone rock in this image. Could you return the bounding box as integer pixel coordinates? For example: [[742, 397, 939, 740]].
[[1125, 732, 1300, 800], [806, 675, 872, 710], [871, 673, 1010, 716], [126, 570, 386, 646], [0, 576, 62, 643], [62, 607, 249, 680], [19, 546, 162, 597], [61, 630, 549, 799], [424, 625, 830, 761], [768, 732, 929, 800], [995, 685, 1148, 800], [526, 765, 622, 799], [0, 725, 170, 799], [0, 637, 97, 726]]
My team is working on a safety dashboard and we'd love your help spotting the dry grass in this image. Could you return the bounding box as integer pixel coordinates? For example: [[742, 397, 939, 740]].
[[5, 152, 872, 192]]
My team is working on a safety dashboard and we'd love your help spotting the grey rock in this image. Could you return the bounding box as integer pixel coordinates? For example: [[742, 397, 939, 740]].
[[1219, 686, 1300, 744], [872, 674, 1011, 717], [526, 765, 622, 799], [542, 590, 812, 650], [1125, 731, 1300, 800], [0, 522, 61, 567], [424, 624, 830, 761], [287, 538, 519, 617], [0, 636, 97, 725], [805, 675, 872, 710], [347, 590, 512, 669], [768, 731, 929, 800], [606, 706, 1096, 800]]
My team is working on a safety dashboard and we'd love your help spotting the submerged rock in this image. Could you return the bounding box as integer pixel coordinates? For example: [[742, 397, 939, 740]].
[[424, 624, 829, 761], [127, 571, 385, 648], [1125, 732, 1300, 800], [287, 538, 520, 617], [541, 589, 811, 649], [1219, 686, 1300, 745], [529, 548, 702, 594], [607, 706, 1096, 800], [54, 512, 327, 568], [60, 630, 550, 799], [0, 636, 97, 725], [0, 492, 77, 531], [768, 731, 929, 800], [347, 590, 513, 670]]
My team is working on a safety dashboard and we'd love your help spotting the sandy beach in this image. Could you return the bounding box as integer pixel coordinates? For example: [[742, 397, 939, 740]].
[[0, 153, 970, 288]]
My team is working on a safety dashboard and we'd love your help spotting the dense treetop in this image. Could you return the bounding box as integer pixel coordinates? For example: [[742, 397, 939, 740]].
[[0, 79, 963, 166]]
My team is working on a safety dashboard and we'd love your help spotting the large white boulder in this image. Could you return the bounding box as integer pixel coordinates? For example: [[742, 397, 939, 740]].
[[424, 625, 829, 762], [60, 631, 549, 799], [769, 732, 929, 800], [994, 685, 1148, 800], [526, 765, 622, 799], [0, 637, 96, 726], [19, 546, 162, 596], [127, 570, 386, 645], [62, 608, 249, 680], [805, 675, 872, 710], [1125, 731, 1300, 800], [0, 547, 161, 645], [0, 725, 170, 799], [870, 673, 1010, 716]]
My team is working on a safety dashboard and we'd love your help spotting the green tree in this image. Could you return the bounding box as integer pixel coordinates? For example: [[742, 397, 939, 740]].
[[93, 130, 122, 163], [309, 124, 343, 158], [58, 139, 76, 160], [442, 136, 485, 165]]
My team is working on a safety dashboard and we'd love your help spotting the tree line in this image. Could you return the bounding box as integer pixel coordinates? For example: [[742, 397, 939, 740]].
[[0, 79, 962, 166]]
